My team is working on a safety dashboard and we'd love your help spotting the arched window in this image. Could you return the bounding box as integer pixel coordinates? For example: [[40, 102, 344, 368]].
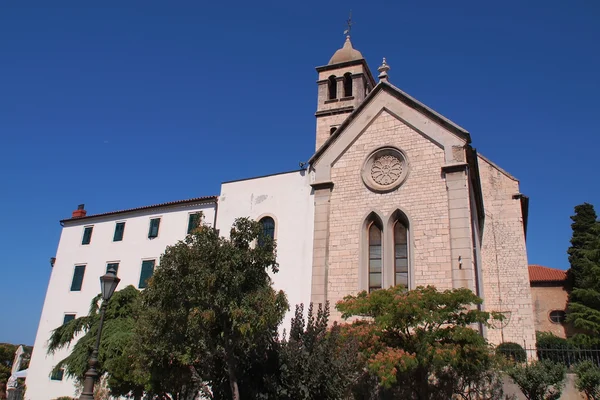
[[394, 220, 408, 287], [343, 73, 353, 97], [259, 216, 275, 246], [368, 221, 383, 292], [330, 126, 337, 135], [549, 310, 566, 324], [328, 75, 337, 100]]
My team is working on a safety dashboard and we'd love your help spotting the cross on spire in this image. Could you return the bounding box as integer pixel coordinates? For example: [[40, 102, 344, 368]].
[[344, 10, 353, 37]]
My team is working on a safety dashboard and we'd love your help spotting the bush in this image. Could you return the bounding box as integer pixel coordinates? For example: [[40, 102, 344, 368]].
[[496, 342, 527, 363], [575, 361, 600, 400], [536, 331, 600, 367], [508, 360, 566, 400]]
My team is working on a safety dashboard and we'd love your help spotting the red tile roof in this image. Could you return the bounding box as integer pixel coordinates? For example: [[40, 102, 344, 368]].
[[529, 265, 567, 283], [60, 196, 218, 223]]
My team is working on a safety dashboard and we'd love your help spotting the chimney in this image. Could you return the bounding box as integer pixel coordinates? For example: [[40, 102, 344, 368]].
[[72, 204, 87, 219]]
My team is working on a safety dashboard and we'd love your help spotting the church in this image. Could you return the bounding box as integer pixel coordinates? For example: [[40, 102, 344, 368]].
[[26, 35, 536, 399]]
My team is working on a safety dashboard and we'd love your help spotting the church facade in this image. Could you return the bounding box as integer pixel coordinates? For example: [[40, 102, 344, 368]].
[[26, 37, 535, 399]]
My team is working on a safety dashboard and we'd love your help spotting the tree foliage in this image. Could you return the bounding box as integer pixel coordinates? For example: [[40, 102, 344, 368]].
[[336, 285, 504, 399], [575, 361, 600, 400], [276, 303, 363, 400], [134, 218, 288, 400], [567, 203, 600, 335], [47, 285, 144, 399], [507, 360, 566, 400]]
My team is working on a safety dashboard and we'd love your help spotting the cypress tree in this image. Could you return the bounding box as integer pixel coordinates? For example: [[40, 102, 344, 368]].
[[568, 203, 598, 288]]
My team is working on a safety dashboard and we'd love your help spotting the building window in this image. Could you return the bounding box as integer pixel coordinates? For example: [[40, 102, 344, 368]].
[[549, 310, 567, 324], [328, 75, 337, 100], [70, 265, 86, 291], [50, 368, 64, 381], [148, 218, 161, 238], [343, 72, 353, 97], [330, 127, 337, 135], [113, 222, 125, 242], [106, 262, 119, 274], [139, 260, 155, 289], [258, 216, 275, 247], [82, 226, 93, 245], [394, 220, 409, 287], [63, 314, 75, 325], [187, 213, 202, 234], [368, 221, 383, 292]]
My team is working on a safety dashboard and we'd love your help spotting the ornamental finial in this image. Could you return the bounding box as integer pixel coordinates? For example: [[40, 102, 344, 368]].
[[378, 57, 390, 82]]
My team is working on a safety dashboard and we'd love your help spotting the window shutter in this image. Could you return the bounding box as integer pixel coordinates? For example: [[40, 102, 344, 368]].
[[139, 260, 155, 288], [149, 218, 160, 238], [51, 368, 64, 381], [63, 314, 75, 325], [82, 227, 93, 245], [107, 263, 119, 274], [188, 213, 200, 234], [114, 222, 125, 241], [70, 265, 86, 291]]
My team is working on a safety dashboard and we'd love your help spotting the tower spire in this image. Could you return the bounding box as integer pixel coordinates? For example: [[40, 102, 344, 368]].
[[344, 10, 353, 37]]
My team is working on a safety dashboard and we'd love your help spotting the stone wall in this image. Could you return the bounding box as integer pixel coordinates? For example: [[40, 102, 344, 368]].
[[531, 284, 569, 337], [478, 155, 536, 346]]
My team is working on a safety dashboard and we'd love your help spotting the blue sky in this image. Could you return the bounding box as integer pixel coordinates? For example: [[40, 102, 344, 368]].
[[1, 1, 599, 345]]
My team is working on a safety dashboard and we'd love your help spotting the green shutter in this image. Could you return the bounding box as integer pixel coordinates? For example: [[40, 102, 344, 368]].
[[82, 227, 93, 245], [50, 368, 64, 381], [63, 314, 75, 325], [70, 265, 86, 291], [113, 222, 125, 241], [107, 263, 119, 274], [139, 260, 155, 288], [187, 213, 200, 234], [148, 218, 160, 238]]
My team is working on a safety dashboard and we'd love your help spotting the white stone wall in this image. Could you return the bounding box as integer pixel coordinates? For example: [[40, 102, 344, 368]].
[[326, 110, 453, 320], [216, 170, 315, 332], [26, 201, 216, 400], [478, 155, 536, 346]]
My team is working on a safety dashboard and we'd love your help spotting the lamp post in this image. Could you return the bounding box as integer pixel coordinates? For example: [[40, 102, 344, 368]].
[[79, 268, 120, 400]]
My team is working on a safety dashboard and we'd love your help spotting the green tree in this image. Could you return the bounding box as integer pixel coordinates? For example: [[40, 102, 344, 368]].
[[336, 285, 504, 400], [575, 361, 600, 400], [276, 303, 363, 400], [567, 203, 600, 335], [134, 218, 288, 400], [47, 285, 144, 399], [568, 203, 598, 288], [508, 360, 566, 400]]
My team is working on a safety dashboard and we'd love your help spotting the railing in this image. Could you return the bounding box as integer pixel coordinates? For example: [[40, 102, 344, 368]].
[[498, 346, 600, 367]]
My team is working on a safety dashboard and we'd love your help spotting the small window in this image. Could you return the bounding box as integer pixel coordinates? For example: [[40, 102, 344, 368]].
[[258, 217, 275, 246], [106, 262, 119, 274], [343, 73, 353, 97], [82, 226, 93, 245], [187, 213, 202, 234], [148, 218, 161, 238], [368, 222, 382, 292], [70, 265, 86, 291], [330, 127, 337, 135], [50, 368, 64, 381], [63, 314, 75, 325], [394, 221, 408, 288], [113, 222, 125, 242], [328, 75, 337, 100], [139, 260, 156, 289], [549, 310, 567, 324]]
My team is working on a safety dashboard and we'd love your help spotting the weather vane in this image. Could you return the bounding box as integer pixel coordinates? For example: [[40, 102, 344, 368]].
[[344, 10, 353, 36]]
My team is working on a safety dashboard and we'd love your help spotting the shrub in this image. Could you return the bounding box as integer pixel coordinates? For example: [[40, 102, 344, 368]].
[[508, 359, 566, 400], [52, 397, 75, 400], [575, 361, 600, 400], [496, 342, 527, 363]]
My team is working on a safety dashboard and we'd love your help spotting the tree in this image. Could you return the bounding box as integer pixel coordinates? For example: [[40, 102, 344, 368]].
[[134, 218, 288, 400], [276, 303, 363, 400], [47, 285, 144, 399], [336, 285, 505, 400], [508, 360, 566, 400], [567, 203, 600, 335], [568, 203, 598, 288]]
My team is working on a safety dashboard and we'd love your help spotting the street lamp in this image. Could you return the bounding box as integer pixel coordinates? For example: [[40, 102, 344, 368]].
[[79, 268, 120, 400]]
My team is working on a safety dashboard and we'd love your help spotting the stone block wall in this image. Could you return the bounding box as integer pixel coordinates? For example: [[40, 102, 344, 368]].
[[478, 155, 536, 346]]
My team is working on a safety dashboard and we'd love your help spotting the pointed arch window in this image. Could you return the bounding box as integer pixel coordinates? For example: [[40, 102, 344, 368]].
[[394, 220, 409, 287], [368, 221, 383, 292], [343, 73, 353, 97], [259, 216, 275, 246], [328, 75, 337, 100]]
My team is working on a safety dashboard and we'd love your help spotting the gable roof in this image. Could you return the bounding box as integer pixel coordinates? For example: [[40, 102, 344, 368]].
[[60, 196, 218, 224], [529, 264, 567, 283], [309, 81, 471, 165]]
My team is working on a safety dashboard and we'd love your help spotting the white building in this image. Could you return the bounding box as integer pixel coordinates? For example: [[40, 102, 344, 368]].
[[27, 36, 535, 399]]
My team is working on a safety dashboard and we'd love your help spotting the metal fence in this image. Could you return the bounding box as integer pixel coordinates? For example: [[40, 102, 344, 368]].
[[498, 346, 600, 368]]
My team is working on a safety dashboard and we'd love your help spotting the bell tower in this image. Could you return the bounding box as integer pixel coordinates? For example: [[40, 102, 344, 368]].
[[315, 35, 376, 150]]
